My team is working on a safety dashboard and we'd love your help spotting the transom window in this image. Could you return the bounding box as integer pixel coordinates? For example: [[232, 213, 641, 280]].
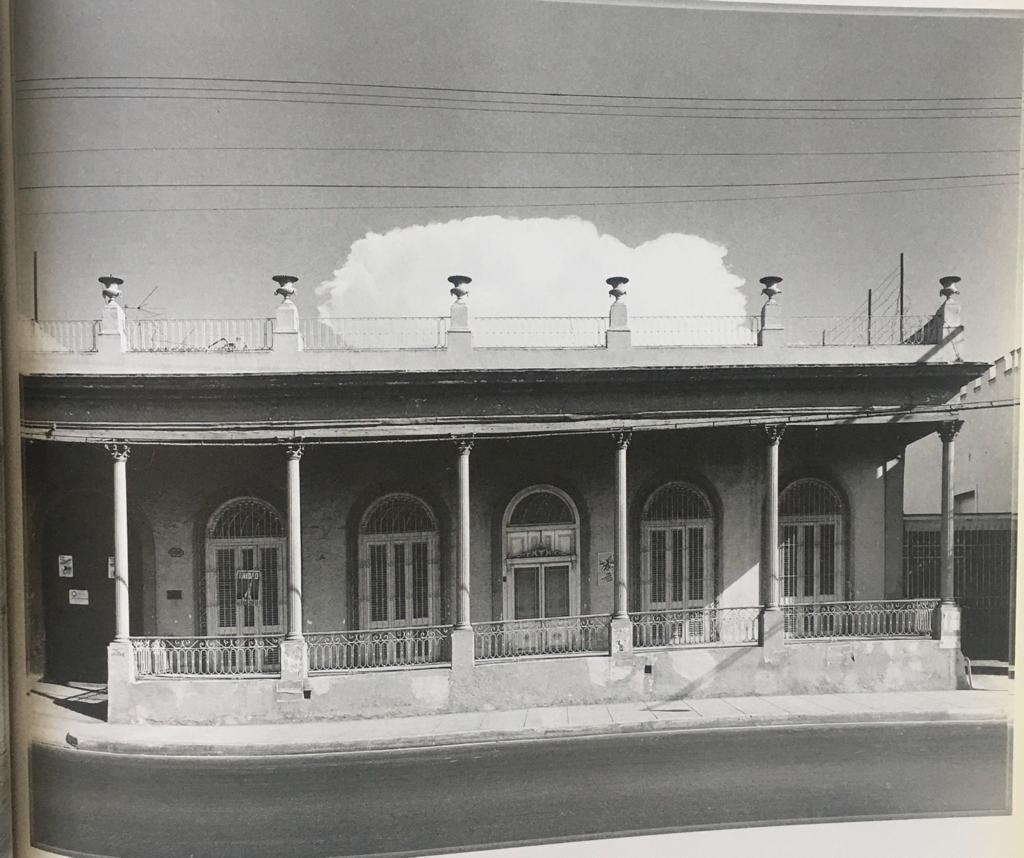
[[779, 477, 847, 603], [358, 493, 440, 629], [204, 497, 286, 637], [640, 482, 715, 611], [503, 486, 580, 619]]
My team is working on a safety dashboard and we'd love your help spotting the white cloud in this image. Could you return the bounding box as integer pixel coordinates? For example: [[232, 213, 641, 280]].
[[316, 215, 747, 319]]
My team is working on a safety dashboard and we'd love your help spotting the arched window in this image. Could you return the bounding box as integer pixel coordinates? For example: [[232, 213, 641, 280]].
[[640, 482, 715, 611], [779, 478, 848, 603], [358, 494, 440, 628], [204, 497, 286, 636], [502, 486, 580, 620]]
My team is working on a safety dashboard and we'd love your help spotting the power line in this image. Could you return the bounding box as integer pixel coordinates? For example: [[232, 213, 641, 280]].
[[15, 92, 1020, 121], [22, 179, 1016, 216], [19, 171, 1017, 192], [14, 73, 1020, 103], [17, 145, 1021, 158], [15, 84, 1020, 114]]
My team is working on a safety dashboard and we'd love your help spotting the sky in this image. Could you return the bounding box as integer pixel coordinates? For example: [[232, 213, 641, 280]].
[[10, 0, 1023, 359]]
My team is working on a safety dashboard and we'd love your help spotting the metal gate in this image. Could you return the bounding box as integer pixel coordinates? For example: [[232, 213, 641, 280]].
[[904, 514, 1016, 661]]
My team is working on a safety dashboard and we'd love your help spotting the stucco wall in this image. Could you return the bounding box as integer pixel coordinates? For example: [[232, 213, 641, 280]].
[[110, 639, 963, 726]]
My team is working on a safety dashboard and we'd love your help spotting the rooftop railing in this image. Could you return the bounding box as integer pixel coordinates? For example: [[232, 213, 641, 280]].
[[300, 316, 449, 350], [786, 315, 941, 347], [127, 318, 273, 352]]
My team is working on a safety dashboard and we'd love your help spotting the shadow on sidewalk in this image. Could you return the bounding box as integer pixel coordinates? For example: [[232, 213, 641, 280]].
[[32, 681, 109, 722]]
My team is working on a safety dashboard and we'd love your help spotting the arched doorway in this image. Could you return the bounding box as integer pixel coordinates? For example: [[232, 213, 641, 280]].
[[502, 486, 580, 620], [204, 497, 287, 637], [357, 493, 441, 629], [42, 493, 144, 683], [639, 481, 716, 612], [779, 477, 849, 604]]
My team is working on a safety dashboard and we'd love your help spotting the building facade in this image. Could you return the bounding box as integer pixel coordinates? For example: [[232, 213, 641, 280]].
[[18, 275, 983, 725]]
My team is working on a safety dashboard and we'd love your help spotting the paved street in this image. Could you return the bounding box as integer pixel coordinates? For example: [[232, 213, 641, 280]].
[[32, 721, 1011, 858]]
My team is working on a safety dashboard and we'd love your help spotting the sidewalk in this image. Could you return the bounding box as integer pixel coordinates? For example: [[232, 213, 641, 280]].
[[29, 678, 1013, 757]]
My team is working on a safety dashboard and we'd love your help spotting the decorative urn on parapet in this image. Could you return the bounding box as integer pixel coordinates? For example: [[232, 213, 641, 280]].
[[99, 275, 124, 305], [759, 275, 783, 301], [939, 275, 961, 300], [606, 276, 629, 301], [448, 275, 471, 302], [272, 274, 299, 301]]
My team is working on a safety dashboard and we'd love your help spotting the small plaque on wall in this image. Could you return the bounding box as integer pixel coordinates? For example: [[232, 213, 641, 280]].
[[108, 556, 116, 579], [166, 590, 183, 600], [58, 555, 74, 578], [597, 552, 614, 583], [68, 589, 89, 606], [168, 547, 185, 558]]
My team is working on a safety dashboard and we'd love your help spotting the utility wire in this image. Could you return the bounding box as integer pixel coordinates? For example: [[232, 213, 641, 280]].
[[22, 179, 1016, 216], [18, 171, 1018, 192], [13, 73, 1019, 103], [16, 91, 1019, 121]]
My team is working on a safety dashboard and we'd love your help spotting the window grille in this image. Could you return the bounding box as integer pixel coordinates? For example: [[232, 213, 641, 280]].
[[216, 548, 236, 628], [509, 490, 575, 526], [260, 547, 280, 627], [411, 542, 429, 619], [361, 494, 436, 535], [207, 497, 285, 539], [642, 483, 713, 522]]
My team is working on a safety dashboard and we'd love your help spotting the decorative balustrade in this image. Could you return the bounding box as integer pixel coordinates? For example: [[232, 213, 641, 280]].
[[786, 315, 941, 347], [473, 316, 607, 349], [306, 625, 451, 672], [131, 635, 282, 677], [474, 614, 611, 659], [630, 606, 761, 649], [20, 319, 98, 352], [783, 599, 939, 640], [631, 316, 760, 347], [299, 316, 449, 350], [127, 318, 273, 352]]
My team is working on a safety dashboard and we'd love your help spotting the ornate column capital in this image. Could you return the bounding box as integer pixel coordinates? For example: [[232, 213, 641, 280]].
[[454, 437, 474, 455], [104, 442, 131, 461], [937, 420, 964, 443], [612, 429, 632, 450], [764, 423, 786, 444], [285, 443, 305, 460]]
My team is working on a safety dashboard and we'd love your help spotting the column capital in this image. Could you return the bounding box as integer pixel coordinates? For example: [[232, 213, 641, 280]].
[[454, 437, 474, 455], [937, 419, 964, 443], [764, 423, 786, 444], [285, 443, 305, 460], [612, 429, 632, 450], [105, 442, 131, 461]]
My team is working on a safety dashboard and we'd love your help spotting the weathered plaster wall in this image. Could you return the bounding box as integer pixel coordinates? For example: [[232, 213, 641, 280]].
[[110, 639, 963, 726]]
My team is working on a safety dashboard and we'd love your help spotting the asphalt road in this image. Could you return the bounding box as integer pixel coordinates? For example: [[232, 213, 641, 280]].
[[32, 722, 1011, 858]]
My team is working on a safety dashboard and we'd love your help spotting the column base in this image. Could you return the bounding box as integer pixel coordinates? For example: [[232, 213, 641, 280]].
[[450, 627, 475, 675], [106, 639, 135, 724], [937, 603, 962, 650], [760, 606, 786, 662], [609, 616, 633, 657], [276, 637, 309, 703]]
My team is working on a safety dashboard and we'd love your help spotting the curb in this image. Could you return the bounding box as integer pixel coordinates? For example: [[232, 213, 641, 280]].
[[51, 707, 1011, 758]]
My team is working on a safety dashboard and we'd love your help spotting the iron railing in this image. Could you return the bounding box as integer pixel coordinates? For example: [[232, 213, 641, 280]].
[[473, 316, 607, 349], [474, 614, 611, 659], [299, 317, 449, 350], [127, 318, 273, 352], [783, 599, 939, 640], [20, 319, 98, 352], [306, 625, 451, 671], [632, 316, 760, 347], [786, 315, 940, 347], [630, 606, 761, 648], [131, 635, 282, 677]]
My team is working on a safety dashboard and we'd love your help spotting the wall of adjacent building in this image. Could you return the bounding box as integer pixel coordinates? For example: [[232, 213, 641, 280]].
[[904, 348, 1020, 515]]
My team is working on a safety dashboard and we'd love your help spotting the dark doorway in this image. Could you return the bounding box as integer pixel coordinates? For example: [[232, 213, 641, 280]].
[[42, 494, 144, 683]]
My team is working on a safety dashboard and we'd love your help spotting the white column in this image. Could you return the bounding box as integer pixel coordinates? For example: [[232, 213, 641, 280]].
[[938, 420, 963, 604], [285, 445, 304, 639], [764, 424, 785, 609], [613, 431, 631, 620], [107, 443, 131, 641], [455, 439, 473, 630]]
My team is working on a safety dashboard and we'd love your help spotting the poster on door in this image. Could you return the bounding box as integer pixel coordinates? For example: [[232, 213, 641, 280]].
[[236, 570, 260, 603], [57, 555, 74, 578], [68, 589, 89, 605]]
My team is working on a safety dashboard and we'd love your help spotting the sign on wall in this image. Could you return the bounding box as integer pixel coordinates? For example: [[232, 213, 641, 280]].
[[57, 555, 74, 578], [68, 589, 89, 606], [108, 556, 116, 579], [236, 570, 261, 603]]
